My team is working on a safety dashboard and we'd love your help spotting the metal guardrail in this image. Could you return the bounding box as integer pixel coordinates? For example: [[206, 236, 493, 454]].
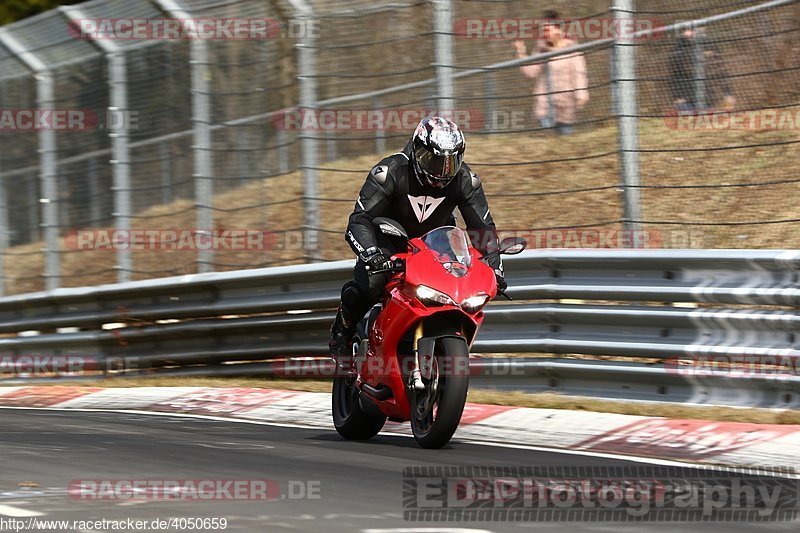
[[2, 249, 800, 408]]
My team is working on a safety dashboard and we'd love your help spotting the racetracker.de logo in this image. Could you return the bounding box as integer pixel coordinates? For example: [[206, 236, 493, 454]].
[[665, 355, 800, 378], [67, 479, 321, 501], [665, 109, 800, 130], [454, 17, 664, 40], [67, 18, 319, 40], [272, 109, 483, 131], [0, 109, 98, 131], [64, 229, 277, 251], [0, 355, 99, 375]]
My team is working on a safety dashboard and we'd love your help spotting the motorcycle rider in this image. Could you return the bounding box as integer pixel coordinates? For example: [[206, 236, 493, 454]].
[[329, 116, 505, 360]]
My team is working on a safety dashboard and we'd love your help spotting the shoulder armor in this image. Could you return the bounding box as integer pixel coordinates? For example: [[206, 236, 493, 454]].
[[370, 152, 409, 185], [371, 164, 389, 184], [470, 171, 481, 188]]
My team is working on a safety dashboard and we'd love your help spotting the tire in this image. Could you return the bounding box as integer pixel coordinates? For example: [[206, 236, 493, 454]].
[[410, 337, 470, 449], [332, 342, 386, 440]]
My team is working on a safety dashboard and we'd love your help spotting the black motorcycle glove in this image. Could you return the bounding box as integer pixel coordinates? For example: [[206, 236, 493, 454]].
[[362, 248, 392, 273]]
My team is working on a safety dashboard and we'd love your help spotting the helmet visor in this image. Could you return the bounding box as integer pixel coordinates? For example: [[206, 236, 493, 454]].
[[415, 146, 463, 186]]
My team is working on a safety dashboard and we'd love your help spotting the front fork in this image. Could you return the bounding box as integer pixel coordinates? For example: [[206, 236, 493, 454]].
[[409, 321, 425, 391]]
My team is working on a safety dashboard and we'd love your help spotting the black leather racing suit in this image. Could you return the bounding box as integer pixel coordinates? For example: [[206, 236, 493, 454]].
[[339, 141, 502, 326]]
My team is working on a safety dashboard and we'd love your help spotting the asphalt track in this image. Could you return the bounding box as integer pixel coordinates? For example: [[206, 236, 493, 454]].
[[0, 409, 797, 533]]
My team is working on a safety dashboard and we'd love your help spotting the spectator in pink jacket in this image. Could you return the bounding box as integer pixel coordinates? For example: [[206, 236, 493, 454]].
[[512, 10, 589, 135]]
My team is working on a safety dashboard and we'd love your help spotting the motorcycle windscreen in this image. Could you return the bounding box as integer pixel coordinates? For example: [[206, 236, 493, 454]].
[[420, 226, 472, 277]]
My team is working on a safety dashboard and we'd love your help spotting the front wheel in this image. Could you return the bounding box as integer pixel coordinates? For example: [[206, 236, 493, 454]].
[[332, 371, 386, 440], [410, 337, 469, 449]]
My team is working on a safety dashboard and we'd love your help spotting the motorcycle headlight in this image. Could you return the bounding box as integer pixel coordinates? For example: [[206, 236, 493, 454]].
[[461, 294, 490, 313], [416, 285, 456, 306]]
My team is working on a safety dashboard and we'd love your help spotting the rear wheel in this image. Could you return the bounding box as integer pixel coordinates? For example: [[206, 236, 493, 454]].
[[410, 337, 469, 449], [332, 341, 386, 440]]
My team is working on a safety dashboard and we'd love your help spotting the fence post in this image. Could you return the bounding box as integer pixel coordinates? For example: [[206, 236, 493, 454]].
[[62, 6, 133, 282], [693, 28, 707, 110], [277, 127, 289, 175], [87, 158, 101, 224], [39, 73, 60, 288], [612, 0, 642, 244], [484, 73, 496, 133], [27, 172, 38, 241], [159, 141, 173, 204], [0, 167, 7, 296], [290, 0, 319, 260], [374, 97, 386, 154], [191, 40, 214, 273], [326, 129, 337, 163], [237, 128, 251, 187], [153, 1, 215, 273], [0, 29, 61, 290], [108, 51, 133, 282], [433, 0, 454, 114], [609, 45, 618, 116]]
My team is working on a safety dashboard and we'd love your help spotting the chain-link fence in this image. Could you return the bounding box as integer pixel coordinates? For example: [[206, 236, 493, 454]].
[[0, 0, 798, 296]]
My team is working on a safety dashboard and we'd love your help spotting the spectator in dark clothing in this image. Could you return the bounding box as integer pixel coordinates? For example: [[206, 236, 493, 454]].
[[669, 27, 736, 112]]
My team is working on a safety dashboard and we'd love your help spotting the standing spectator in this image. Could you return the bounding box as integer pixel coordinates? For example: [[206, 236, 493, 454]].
[[512, 10, 589, 135], [669, 26, 736, 112]]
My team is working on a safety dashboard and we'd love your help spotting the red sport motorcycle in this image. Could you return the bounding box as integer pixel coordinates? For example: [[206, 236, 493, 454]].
[[332, 218, 526, 448]]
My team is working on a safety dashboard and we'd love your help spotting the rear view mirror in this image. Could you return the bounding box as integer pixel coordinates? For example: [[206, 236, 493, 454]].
[[499, 237, 527, 255], [372, 217, 408, 240]]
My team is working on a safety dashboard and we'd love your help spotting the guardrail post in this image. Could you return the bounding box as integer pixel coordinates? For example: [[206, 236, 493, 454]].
[[0, 29, 61, 290], [433, 0, 454, 115], [612, 0, 643, 244], [291, 0, 320, 261]]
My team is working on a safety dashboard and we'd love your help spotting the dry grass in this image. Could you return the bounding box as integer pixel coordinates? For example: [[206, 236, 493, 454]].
[[5, 113, 800, 294], [7, 376, 799, 425], [471, 389, 800, 425]]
